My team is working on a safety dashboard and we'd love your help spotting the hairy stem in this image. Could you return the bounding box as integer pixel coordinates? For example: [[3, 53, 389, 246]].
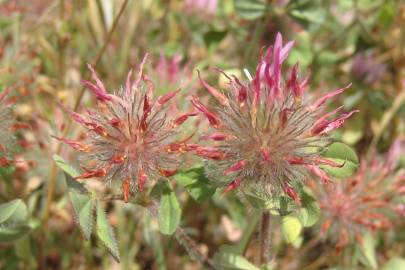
[[175, 226, 218, 270], [259, 211, 272, 266]]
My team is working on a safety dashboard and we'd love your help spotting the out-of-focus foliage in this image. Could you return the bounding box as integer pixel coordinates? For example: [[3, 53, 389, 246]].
[[0, 0, 404, 269]]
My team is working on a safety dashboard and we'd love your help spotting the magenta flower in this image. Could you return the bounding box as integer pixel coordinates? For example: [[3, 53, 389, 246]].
[[314, 150, 405, 251], [55, 55, 196, 202], [0, 87, 15, 166], [192, 33, 358, 202]]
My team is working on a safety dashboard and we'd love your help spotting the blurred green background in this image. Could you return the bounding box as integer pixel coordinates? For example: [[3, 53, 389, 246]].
[[0, 0, 404, 269]]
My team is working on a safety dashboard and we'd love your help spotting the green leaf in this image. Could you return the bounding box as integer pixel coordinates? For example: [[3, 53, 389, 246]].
[[53, 154, 79, 177], [234, 0, 267, 20], [14, 235, 32, 261], [174, 167, 204, 186], [186, 182, 216, 203], [214, 251, 261, 270], [65, 172, 88, 194], [297, 191, 320, 227], [203, 30, 227, 49], [289, 8, 325, 24], [286, 32, 313, 68], [381, 257, 405, 270], [378, 0, 395, 27], [0, 225, 31, 242], [96, 202, 120, 262], [158, 185, 181, 235], [55, 155, 88, 193], [0, 199, 28, 225], [174, 167, 216, 202], [57, 155, 94, 241], [69, 192, 95, 240], [281, 215, 302, 243], [360, 232, 377, 269], [320, 142, 359, 178]]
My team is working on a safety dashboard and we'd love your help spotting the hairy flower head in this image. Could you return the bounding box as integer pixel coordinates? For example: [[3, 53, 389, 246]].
[[192, 33, 358, 202], [314, 147, 405, 251], [56, 55, 196, 202]]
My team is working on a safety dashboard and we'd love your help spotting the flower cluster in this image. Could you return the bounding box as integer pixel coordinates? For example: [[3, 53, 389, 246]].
[[192, 33, 358, 202], [55, 55, 196, 202], [0, 87, 15, 166], [314, 147, 405, 251]]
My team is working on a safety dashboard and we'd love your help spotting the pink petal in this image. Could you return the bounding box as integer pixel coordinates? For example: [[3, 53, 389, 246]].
[[282, 184, 300, 204], [273, 32, 283, 55], [231, 75, 247, 106], [286, 156, 306, 165], [87, 64, 107, 94], [173, 112, 198, 127], [195, 146, 226, 160], [273, 45, 281, 92], [261, 148, 272, 162], [158, 89, 180, 105], [133, 53, 149, 90], [70, 112, 87, 125], [82, 80, 112, 102], [53, 136, 89, 152], [138, 170, 147, 192], [313, 157, 344, 168], [191, 96, 221, 127], [125, 69, 133, 96], [200, 132, 229, 141], [197, 70, 229, 106], [311, 106, 344, 134], [305, 165, 331, 184], [311, 83, 352, 109], [280, 41, 295, 63], [224, 159, 248, 176], [223, 178, 242, 193], [319, 110, 359, 134]]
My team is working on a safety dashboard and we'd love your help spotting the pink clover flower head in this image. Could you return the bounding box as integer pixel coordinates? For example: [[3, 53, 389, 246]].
[[55, 55, 196, 202], [192, 33, 358, 203], [315, 150, 405, 252]]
